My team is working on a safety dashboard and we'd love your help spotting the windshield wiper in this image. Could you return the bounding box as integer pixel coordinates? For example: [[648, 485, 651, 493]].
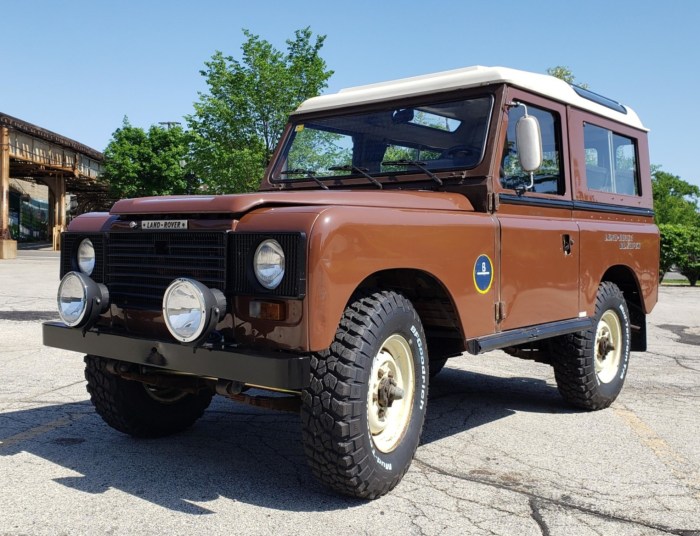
[[280, 169, 329, 190], [328, 165, 382, 189], [381, 159, 443, 187]]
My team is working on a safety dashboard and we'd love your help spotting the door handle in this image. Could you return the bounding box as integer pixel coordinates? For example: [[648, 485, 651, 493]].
[[562, 234, 574, 255]]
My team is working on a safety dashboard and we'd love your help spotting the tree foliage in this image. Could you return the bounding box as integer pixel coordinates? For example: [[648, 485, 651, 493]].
[[652, 167, 700, 226], [546, 66, 589, 89], [653, 169, 700, 284], [102, 118, 193, 198], [659, 223, 700, 285], [187, 28, 333, 193]]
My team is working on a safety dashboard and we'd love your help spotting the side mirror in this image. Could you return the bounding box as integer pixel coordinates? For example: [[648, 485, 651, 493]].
[[516, 114, 543, 172], [512, 103, 543, 193]]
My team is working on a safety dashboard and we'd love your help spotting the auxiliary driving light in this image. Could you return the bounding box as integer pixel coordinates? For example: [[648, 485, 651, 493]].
[[57, 271, 109, 328], [162, 278, 227, 344]]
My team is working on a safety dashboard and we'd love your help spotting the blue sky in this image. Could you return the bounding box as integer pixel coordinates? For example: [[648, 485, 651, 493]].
[[2, 0, 697, 186]]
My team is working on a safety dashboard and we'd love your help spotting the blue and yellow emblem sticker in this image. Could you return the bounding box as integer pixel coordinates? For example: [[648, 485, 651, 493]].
[[473, 254, 493, 294]]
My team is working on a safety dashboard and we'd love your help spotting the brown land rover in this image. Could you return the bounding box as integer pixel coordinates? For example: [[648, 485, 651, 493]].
[[43, 66, 659, 499]]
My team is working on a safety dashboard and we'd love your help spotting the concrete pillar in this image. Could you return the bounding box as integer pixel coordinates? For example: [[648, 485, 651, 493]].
[[0, 127, 17, 259]]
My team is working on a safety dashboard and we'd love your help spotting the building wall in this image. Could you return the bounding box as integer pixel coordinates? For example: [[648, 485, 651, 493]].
[[9, 179, 49, 241]]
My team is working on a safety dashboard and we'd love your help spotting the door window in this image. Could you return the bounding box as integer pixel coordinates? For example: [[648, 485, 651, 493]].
[[500, 104, 564, 195]]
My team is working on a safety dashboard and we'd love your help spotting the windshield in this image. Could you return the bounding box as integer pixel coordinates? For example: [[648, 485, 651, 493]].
[[272, 95, 493, 185]]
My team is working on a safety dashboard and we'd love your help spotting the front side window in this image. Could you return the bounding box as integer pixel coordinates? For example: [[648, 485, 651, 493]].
[[584, 123, 639, 196], [273, 96, 494, 185], [500, 104, 563, 195]]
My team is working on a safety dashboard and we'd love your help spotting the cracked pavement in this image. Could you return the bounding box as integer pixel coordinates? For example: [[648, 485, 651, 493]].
[[1, 250, 698, 535]]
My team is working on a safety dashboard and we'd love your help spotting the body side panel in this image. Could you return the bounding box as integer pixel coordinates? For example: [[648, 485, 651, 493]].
[[568, 108, 658, 314]]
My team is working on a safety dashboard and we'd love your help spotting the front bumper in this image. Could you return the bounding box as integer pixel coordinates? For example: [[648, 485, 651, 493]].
[[43, 322, 310, 390]]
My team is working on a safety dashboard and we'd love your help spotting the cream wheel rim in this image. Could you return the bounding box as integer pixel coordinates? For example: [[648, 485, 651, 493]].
[[595, 310, 622, 384], [367, 334, 415, 453], [143, 385, 188, 404]]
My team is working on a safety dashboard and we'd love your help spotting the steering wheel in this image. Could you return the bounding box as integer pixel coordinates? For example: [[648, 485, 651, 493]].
[[442, 145, 480, 162]]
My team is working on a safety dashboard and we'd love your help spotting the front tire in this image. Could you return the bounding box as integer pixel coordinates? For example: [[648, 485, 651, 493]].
[[301, 291, 428, 499], [551, 282, 631, 410], [84, 355, 213, 438]]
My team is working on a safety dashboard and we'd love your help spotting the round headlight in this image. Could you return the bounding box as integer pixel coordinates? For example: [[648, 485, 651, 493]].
[[254, 239, 285, 290], [57, 272, 88, 327], [163, 279, 207, 343], [56, 272, 109, 328], [77, 238, 95, 275], [162, 279, 226, 344]]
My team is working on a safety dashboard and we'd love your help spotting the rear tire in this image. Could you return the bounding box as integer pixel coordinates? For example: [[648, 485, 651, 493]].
[[301, 291, 428, 499], [429, 358, 447, 378], [84, 355, 213, 438], [551, 282, 631, 410]]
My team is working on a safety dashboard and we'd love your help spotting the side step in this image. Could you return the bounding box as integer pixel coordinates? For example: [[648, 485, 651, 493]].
[[466, 317, 592, 355]]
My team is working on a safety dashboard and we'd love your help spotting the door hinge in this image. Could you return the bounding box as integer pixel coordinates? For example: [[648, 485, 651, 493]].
[[495, 301, 506, 322], [488, 192, 498, 212]]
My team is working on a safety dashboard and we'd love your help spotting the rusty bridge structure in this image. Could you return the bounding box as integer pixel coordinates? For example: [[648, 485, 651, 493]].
[[0, 113, 105, 258]]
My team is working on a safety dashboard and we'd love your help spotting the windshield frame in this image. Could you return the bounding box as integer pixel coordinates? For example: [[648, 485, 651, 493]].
[[267, 89, 496, 189]]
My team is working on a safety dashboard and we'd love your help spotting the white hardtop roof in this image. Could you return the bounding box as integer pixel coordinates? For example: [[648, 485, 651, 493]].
[[294, 65, 646, 131]]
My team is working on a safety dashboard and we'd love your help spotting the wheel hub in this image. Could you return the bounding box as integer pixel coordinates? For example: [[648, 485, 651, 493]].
[[376, 367, 404, 420], [367, 335, 415, 453], [594, 310, 623, 384]]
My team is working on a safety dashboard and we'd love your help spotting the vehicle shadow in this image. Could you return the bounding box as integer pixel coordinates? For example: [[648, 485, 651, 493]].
[[422, 364, 572, 444], [0, 366, 571, 514]]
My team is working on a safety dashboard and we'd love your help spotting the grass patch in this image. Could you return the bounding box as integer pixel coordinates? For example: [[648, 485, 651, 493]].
[[661, 277, 691, 286]]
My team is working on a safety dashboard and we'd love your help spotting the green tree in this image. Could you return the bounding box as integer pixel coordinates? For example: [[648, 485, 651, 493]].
[[287, 129, 351, 173], [546, 66, 589, 89], [651, 167, 700, 226], [187, 28, 333, 193], [653, 170, 700, 282], [102, 118, 193, 198], [659, 223, 700, 285]]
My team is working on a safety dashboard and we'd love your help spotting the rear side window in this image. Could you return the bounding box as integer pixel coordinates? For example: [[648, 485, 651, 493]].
[[584, 123, 639, 196]]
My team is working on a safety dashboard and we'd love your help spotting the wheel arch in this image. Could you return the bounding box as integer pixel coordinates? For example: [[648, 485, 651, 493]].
[[601, 264, 647, 351], [355, 268, 466, 360]]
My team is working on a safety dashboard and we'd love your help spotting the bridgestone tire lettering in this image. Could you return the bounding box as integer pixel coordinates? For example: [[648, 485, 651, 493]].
[[300, 290, 428, 499]]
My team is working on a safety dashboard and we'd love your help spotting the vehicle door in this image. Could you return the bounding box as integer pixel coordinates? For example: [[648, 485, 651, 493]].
[[494, 89, 580, 330]]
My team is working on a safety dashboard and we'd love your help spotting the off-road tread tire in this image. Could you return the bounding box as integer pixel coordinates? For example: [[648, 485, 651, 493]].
[[301, 290, 427, 499], [84, 355, 213, 438], [429, 358, 447, 378], [551, 282, 630, 411]]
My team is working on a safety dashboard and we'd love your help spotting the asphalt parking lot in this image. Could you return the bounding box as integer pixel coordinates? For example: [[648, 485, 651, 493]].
[[1, 249, 698, 535]]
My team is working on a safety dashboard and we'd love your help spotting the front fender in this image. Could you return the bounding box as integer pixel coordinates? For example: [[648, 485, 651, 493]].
[[306, 206, 498, 350]]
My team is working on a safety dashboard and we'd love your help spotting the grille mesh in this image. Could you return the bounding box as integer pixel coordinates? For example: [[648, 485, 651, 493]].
[[107, 232, 227, 310]]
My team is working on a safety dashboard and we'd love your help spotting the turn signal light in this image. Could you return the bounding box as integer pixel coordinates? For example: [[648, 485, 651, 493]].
[[249, 300, 286, 321]]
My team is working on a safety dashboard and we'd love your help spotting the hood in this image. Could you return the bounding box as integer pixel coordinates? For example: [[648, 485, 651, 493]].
[[110, 190, 474, 215]]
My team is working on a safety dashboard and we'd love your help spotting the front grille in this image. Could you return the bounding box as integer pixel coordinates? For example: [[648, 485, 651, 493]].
[[60, 229, 306, 312], [107, 231, 227, 310]]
